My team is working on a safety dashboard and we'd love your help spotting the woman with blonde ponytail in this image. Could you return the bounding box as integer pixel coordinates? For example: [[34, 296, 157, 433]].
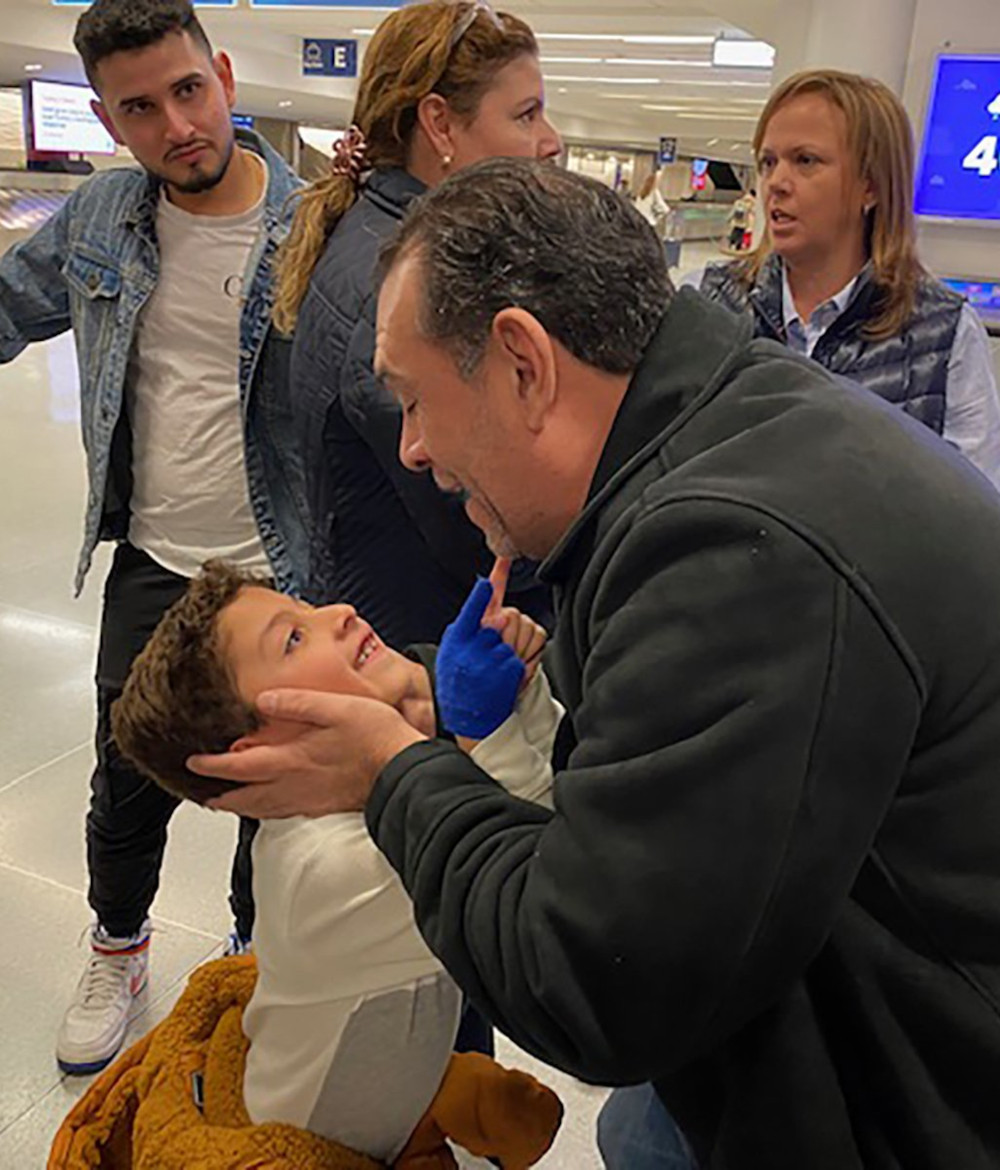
[[276, 0, 560, 650], [695, 69, 1000, 488]]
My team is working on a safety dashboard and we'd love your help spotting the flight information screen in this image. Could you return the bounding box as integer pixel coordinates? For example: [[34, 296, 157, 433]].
[[915, 54, 1000, 222], [28, 81, 116, 156]]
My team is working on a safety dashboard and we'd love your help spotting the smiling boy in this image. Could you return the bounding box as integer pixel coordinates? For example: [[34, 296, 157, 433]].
[[112, 561, 558, 1159]]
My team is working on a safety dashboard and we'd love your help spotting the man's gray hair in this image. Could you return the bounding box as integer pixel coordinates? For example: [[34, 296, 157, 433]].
[[380, 158, 674, 377]]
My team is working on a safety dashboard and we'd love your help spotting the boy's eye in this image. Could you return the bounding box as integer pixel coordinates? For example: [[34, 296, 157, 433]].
[[284, 627, 304, 655]]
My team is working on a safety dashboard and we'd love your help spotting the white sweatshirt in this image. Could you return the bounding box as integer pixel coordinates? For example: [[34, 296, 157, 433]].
[[242, 672, 562, 1161]]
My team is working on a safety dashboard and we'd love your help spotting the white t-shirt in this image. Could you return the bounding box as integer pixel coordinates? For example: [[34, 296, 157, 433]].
[[243, 671, 563, 1160], [127, 165, 270, 579]]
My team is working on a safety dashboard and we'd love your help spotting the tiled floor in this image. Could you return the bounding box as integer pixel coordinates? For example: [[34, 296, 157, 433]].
[[0, 329, 249, 1166]]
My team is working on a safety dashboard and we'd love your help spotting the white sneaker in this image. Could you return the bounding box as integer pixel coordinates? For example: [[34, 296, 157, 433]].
[[56, 921, 150, 1075]]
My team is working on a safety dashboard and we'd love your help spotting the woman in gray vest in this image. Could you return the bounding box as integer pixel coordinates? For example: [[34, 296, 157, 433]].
[[694, 69, 1000, 489]]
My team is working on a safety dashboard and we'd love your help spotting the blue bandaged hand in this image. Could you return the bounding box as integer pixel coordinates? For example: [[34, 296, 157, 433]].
[[436, 576, 526, 739]]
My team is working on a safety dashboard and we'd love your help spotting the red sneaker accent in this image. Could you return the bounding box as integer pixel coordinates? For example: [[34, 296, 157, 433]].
[[92, 935, 151, 959]]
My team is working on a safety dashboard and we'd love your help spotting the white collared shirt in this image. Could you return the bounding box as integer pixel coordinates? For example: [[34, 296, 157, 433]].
[[682, 264, 1000, 490], [781, 268, 859, 359]]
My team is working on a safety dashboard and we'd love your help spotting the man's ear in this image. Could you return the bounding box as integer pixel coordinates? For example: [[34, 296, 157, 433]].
[[91, 100, 125, 146], [415, 92, 455, 162], [490, 308, 557, 432], [213, 50, 237, 110]]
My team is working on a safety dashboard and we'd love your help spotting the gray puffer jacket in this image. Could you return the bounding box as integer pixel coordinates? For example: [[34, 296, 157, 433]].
[[700, 253, 963, 434]]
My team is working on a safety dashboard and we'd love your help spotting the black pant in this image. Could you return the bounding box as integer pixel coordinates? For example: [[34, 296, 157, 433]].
[[86, 542, 257, 939]]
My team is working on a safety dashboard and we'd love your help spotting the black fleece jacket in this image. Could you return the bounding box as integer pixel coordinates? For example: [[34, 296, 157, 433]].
[[367, 289, 1000, 1169]]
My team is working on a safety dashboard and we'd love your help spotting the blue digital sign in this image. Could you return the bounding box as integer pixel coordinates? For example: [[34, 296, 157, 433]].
[[915, 54, 1000, 223], [942, 277, 1000, 318]]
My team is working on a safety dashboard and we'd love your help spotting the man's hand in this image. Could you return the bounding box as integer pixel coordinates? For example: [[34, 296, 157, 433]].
[[187, 690, 426, 819]]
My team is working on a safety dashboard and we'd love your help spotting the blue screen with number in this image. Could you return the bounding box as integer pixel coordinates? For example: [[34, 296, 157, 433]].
[[915, 54, 1000, 222]]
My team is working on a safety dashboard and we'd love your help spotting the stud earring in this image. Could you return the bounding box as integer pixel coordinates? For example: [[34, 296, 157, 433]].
[[442, 154, 453, 167]]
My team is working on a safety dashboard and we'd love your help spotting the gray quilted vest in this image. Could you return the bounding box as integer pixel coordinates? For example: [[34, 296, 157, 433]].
[[700, 255, 964, 435]]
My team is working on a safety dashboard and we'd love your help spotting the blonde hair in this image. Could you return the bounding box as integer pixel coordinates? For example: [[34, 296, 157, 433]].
[[741, 68, 925, 341], [273, 0, 537, 333], [638, 172, 657, 200]]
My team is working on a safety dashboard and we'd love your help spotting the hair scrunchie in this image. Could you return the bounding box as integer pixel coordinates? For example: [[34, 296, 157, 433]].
[[330, 125, 368, 183]]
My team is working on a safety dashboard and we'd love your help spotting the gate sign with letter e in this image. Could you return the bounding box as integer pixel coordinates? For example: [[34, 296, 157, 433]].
[[303, 39, 358, 78]]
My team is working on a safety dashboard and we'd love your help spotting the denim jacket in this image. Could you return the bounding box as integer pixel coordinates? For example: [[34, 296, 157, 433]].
[[0, 130, 307, 594]]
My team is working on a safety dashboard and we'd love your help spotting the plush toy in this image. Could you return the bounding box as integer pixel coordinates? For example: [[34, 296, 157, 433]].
[[49, 955, 562, 1170]]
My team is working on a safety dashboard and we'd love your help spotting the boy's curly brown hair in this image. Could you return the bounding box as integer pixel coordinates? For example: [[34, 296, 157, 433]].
[[112, 561, 269, 804]]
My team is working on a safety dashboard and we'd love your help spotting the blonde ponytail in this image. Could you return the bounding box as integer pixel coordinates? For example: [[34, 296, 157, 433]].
[[273, 175, 358, 335]]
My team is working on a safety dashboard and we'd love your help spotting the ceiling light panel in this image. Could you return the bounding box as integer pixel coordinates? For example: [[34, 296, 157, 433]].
[[602, 58, 712, 67], [675, 111, 761, 120], [545, 76, 662, 84], [534, 33, 714, 44], [712, 39, 776, 68], [658, 78, 771, 87], [622, 35, 715, 45]]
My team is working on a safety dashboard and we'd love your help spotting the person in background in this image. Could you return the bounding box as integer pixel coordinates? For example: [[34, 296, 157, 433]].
[[695, 69, 1000, 488], [740, 186, 756, 251], [0, 0, 305, 1076], [726, 186, 754, 251], [272, 0, 560, 652], [634, 171, 671, 240]]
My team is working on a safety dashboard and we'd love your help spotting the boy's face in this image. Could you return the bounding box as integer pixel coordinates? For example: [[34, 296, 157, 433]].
[[218, 588, 416, 740]]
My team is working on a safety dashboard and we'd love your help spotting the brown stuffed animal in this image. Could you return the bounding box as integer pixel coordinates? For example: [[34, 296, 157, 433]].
[[49, 956, 563, 1170], [396, 1051, 564, 1169]]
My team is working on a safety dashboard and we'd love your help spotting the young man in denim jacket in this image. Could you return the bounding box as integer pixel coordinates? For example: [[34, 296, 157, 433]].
[[0, 0, 305, 1074]]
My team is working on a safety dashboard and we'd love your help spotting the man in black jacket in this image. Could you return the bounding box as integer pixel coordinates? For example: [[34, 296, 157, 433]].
[[191, 160, 1000, 1170]]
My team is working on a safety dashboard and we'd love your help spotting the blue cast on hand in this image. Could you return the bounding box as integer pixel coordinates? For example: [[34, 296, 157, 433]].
[[436, 577, 526, 739]]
